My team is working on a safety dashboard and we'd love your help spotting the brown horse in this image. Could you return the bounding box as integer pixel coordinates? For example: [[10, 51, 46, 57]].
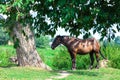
[[51, 35, 106, 70]]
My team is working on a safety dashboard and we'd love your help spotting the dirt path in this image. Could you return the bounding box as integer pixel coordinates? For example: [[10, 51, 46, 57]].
[[46, 71, 71, 80]]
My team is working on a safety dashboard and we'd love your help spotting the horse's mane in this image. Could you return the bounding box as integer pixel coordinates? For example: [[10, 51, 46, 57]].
[[61, 35, 95, 41]]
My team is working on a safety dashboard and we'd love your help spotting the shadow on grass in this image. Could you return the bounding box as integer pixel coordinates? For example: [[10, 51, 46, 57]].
[[0, 64, 18, 68], [51, 69, 100, 77], [68, 70, 99, 77]]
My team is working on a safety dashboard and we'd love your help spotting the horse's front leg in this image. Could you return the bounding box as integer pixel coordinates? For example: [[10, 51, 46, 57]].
[[69, 51, 76, 70], [95, 53, 100, 69], [89, 52, 94, 69]]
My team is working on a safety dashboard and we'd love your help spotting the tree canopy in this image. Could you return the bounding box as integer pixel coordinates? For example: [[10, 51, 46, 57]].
[[0, 0, 120, 40]]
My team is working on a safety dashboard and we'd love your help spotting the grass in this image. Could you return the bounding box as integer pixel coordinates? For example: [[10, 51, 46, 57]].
[[0, 67, 57, 80], [60, 68, 120, 80], [0, 67, 120, 80], [0, 45, 16, 66], [37, 46, 62, 68]]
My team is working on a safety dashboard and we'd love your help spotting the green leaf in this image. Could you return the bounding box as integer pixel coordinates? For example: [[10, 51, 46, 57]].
[[112, 29, 116, 33]]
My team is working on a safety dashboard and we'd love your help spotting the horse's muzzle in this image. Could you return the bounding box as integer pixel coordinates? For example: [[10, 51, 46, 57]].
[[51, 46, 54, 50]]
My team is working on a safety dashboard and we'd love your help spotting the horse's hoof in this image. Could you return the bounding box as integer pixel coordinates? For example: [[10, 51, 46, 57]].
[[95, 66, 99, 69], [72, 68, 76, 71], [89, 68, 93, 70], [89, 66, 93, 70]]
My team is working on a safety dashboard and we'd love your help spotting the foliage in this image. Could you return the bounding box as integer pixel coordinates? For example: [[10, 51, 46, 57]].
[[32, 0, 120, 39], [101, 42, 120, 69], [35, 35, 50, 48], [52, 47, 72, 70], [0, 27, 9, 45], [114, 36, 120, 44], [0, 0, 34, 37], [0, 0, 120, 39]]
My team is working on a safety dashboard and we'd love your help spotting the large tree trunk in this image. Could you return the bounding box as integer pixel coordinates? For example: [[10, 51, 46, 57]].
[[12, 22, 51, 70]]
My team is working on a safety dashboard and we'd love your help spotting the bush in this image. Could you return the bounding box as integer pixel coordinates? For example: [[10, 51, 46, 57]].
[[0, 46, 16, 67], [35, 35, 50, 48], [52, 47, 71, 70], [0, 51, 11, 66], [0, 28, 9, 45], [101, 43, 120, 69]]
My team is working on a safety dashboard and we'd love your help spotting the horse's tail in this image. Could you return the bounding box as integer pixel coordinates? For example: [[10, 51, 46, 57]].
[[99, 50, 107, 60]]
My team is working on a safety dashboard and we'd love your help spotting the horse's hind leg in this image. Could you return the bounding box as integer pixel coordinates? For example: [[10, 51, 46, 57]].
[[95, 53, 100, 69], [72, 57, 76, 70], [89, 52, 94, 69], [69, 52, 76, 70]]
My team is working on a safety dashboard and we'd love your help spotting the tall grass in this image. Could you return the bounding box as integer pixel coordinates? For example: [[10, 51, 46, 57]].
[[0, 45, 16, 67], [101, 43, 120, 69], [52, 47, 90, 70]]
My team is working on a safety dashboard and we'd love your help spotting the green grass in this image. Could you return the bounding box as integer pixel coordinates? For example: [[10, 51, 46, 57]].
[[0, 45, 16, 66], [61, 68, 120, 80], [0, 67, 57, 80], [0, 67, 120, 80], [37, 46, 62, 68]]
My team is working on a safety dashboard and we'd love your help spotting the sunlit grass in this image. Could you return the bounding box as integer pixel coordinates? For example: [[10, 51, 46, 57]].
[[61, 68, 120, 80], [0, 67, 120, 80], [0, 67, 57, 80]]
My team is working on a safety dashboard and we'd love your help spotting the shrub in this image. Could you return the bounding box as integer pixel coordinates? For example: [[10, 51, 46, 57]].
[[52, 47, 71, 70], [0, 45, 16, 67], [101, 42, 120, 69], [35, 35, 50, 48], [0, 52, 11, 66], [0, 28, 9, 45]]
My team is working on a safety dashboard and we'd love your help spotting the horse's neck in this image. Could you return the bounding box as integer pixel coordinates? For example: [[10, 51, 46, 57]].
[[61, 37, 73, 47]]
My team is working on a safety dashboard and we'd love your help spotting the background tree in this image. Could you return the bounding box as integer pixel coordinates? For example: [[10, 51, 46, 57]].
[[115, 36, 120, 44], [0, 27, 9, 45]]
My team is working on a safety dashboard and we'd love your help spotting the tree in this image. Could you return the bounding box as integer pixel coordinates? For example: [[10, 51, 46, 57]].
[[33, 0, 120, 40], [0, 0, 51, 70], [115, 36, 120, 44], [0, 0, 120, 69]]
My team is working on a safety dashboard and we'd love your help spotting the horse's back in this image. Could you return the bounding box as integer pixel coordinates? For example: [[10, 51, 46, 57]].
[[72, 38, 100, 54]]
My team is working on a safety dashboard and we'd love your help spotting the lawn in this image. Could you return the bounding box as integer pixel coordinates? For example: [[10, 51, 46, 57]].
[[0, 67, 57, 80], [64, 68, 120, 80], [0, 67, 120, 80]]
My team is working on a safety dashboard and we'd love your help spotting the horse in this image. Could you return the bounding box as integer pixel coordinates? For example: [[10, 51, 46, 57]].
[[51, 35, 106, 70]]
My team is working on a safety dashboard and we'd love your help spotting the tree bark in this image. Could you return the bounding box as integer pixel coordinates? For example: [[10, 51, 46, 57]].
[[12, 22, 51, 70]]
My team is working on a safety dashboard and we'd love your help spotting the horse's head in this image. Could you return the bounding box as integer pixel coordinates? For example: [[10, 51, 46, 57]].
[[51, 35, 63, 50]]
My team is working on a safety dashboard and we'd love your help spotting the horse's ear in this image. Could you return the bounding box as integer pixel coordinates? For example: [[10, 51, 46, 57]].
[[57, 35, 61, 37], [60, 36, 64, 41]]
